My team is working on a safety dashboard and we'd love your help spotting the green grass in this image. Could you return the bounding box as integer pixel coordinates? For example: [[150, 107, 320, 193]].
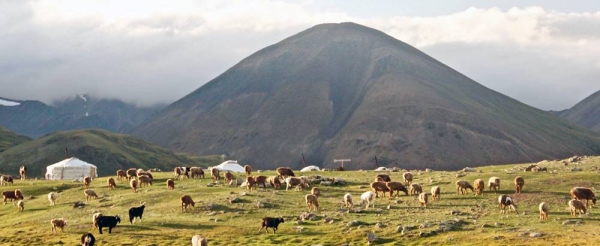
[[1, 157, 599, 245]]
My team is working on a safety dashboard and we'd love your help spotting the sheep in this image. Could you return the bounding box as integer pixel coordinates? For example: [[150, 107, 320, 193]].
[[19, 166, 27, 180], [190, 167, 205, 179], [285, 177, 305, 191], [128, 202, 145, 224], [51, 218, 67, 233], [305, 194, 319, 212], [137, 171, 154, 181], [267, 176, 281, 190], [136, 168, 145, 176], [568, 199, 587, 216], [129, 179, 138, 193], [14, 189, 23, 200], [174, 167, 184, 180], [343, 193, 353, 208], [489, 177, 501, 193], [410, 183, 423, 196], [276, 167, 295, 179], [418, 192, 428, 207], [514, 176, 524, 194], [311, 187, 321, 197], [0, 175, 13, 185], [181, 195, 195, 212], [17, 200, 24, 212], [48, 192, 59, 206], [211, 168, 220, 182], [539, 202, 549, 220], [498, 195, 517, 214], [116, 169, 126, 181], [83, 176, 92, 189], [361, 191, 376, 209], [224, 171, 235, 184], [96, 215, 121, 234], [191, 235, 208, 246], [138, 175, 152, 187], [385, 182, 409, 198], [375, 174, 391, 182], [259, 217, 284, 234], [92, 212, 103, 228], [107, 177, 116, 190], [244, 164, 252, 177], [370, 181, 390, 198], [245, 176, 256, 191], [455, 180, 474, 195], [431, 186, 441, 201], [166, 179, 175, 190], [126, 168, 137, 180], [403, 172, 413, 186], [2, 190, 17, 204], [473, 178, 485, 196], [253, 176, 268, 190], [299, 176, 312, 188], [81, 232, 96, 246], [570, 187, 596, 207], [84, 189, 98, 201]]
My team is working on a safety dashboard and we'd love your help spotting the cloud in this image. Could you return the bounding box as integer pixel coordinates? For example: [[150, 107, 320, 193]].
[[0, 1, 599, 110]]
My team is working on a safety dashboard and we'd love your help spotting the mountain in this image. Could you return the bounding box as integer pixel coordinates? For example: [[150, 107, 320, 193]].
[[0, 129, 220, 177], [131, 22, 600, 170], [0, 95, 165, 138], [0, 127, 30, 153], [559, 90, 600, 132]]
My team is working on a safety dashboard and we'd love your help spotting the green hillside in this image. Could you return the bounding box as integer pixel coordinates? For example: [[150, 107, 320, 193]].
[[0, 126, 30, 153], [0, 129, 221, 177]]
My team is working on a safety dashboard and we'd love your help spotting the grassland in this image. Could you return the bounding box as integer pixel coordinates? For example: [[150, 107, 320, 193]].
[[1, 157, 599, 245]]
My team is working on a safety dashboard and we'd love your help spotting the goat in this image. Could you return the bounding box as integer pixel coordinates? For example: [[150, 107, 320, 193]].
[[211, 168, 220, 181], [107, 177, 116, 190], [19, 166, 27, 180], [285, 177, 306, 191], [81, 232, 96, 246], [0, 175, 13, 185], [130, 179, 138, 193], [92, 212, 103, 228], [254, 176, 268, 190], [498, 195, 517, 214], [224, 171, 235, 184], [96, 215, 121, 234], [489, 177, 501, 193], [126, 168, 137, 180], [514, 176, 524, 194], [276, 167, 295, 179], [375, 174, 391, 182], [129, 202, 145, 224], [51, 218, 67, 233], [539, 202, 549, 220], [305, 194, 319, 212], [17, 200, 24, 212], [403, 172, 413, 186], [116, 169, 126, 181], [83, 176, 92, 189], [418, 192, 428, 207], [410, 183, 423, 196], [190, 167, 205, 179], [2, 190, 17, 204], [244, 164, 252, 177], [267, 176, 281, 189], [311, 187, 321, 197], [138, 175, 152, 187], [14, 189, 23, 200], [181, 195, 195, 212], [259, 217, 284, 233], [166, 179, 175, 190], [48, 192, 59, 206], [385, 182, 409, 198]]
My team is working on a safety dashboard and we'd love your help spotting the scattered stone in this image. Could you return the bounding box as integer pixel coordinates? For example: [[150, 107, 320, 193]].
[[395, 200, 403, 204], [299, 212, 315, 221], [347, 220, 360, 227], [419, 232, 428, 237], [530, 232, 542, 238], [375, 222, 385, 228], [292, 226, 304, 232], [352, 208, 363, 213], [455, 173, 466, 178], [419, 222, 430, 229], [450, 210, 461, 215], [367, 233, 377, 244], [206, 183, 214, 187], [481, 224, 491, 228], [240, 192, 247, 196], [562, 220, 583, 225], [321, 181, 332, 186], [323, 217, 334, 223], [494, 222, 503, 227], [339, 243, 349, 246], [256, 201, 264, 208], [492, 235, 504, 240], [73, 201, 85, 208], [571, 167, 583, 172], [206, 203, 216, 210], [229, 197, 240, 204], [213, 218, 219, 222], [296, 220, 304, 225], [386, 205, 392, 210], [359, 185, 368, 189]]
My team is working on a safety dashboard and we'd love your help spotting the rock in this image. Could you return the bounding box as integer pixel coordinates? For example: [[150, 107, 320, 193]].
[[396, 226, 402, 232], [229, 197, 240, 204], [494, 222, 503, 227], [299, 212, 315, 221], [292, 226, 304, 232], [73, 201, 85, 208], [492, 235, 504, 240], [375, 222, 385, 228], [321, 181, 332, 186], [481, 224, 491, 228], [296, 220, 304, 225], [530, 232, 542, 237], [256, 201, 264, 208], [562, 220, 583, 225], [450, 210, 461, 215], [347, 220, 360, 227], [339, 243, 349, 246], [455, 172, 466, 178], [352, 208, 363, 213], [367, 233, 377, 244], [206, 183, 214, 187], [395, 200, 403, 204], [571, 167, 583, 172], [333, 178, 345, 185], [359, 185, 368, 189], [240, 192, 247, 196], [206, 203, 216, 210], [419, 222, 430, 229], [419, 232, 428, 237], [323, 217, 334, 223]]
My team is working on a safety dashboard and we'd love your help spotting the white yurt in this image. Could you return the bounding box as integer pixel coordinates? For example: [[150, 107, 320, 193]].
[[211, 160, 245, 173], [45, 157, 98, 180], [374, 167, 389, 171], [300, 165, 321, 172]]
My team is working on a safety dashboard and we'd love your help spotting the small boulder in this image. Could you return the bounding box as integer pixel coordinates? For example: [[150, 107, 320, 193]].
[[529, 232, 542, 238], [347, 220, 360, 227], [367, 232, 377, 244]]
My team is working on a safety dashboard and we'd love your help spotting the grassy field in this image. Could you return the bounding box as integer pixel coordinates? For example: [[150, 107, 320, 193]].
[[1, 157, 599, 246]]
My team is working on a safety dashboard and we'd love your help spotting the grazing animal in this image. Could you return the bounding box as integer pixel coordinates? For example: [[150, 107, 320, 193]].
[[246, 176, 256, 191], [81, 232, 96, 246], [48, 192, 59, 206], [361, 191, 376, 209], [410, 183, 423, 196], [190, 167, 205, 179], [129, 179, 138, 193], [0, 175, 13, 185], [126, 168, 137, 180], [514, 176, 524, 194], [244, 164, 252, 177], [51, 218, 67, 233], [191, 235, 208, 246], [166, 179, 175, 190], [96, 215, 121, 234], [343, 193, 353, 208], [254, 176, 268, 190], [2, 190, 17, 204], [84, 189, 98, 201], [267, 176, 281, 189], [570, 187, 597, 207], [418, 192, 428, 207], [568, 199, 587, 216], [305, 194, 319, 212], [224, 171, 235, 184], [473, 178, 485, 196], [138, 175, 152, 187], [107, 177, 116, 190], [259, 217, 284, 234], [128, 202, 145, 224], [498, 195, 517, 214], [285, 177, 306, 191], [17, 200, 24, 212], [174, 167, 183, 179], [385, 182, 409, 197], [137, 171, 154, 181], [276, 167, 295, 179], [92, 212, 103, 228], [403, 172, 413, 186], [455, 180, 474, 194], [116, 170, 126, 181], [375, 174, 391, 182], [311, 187, 321, 197], [83, 176, 92, 189], [370, 181, 390, 198], [180, 195, 195, 212], [19, 166, 27, 180], [211, 168, 220, 181], [539, 202, 549, 220], [489, 177, 501, 193], [431, 186, 441, 201], [14, 189, 23, 200]]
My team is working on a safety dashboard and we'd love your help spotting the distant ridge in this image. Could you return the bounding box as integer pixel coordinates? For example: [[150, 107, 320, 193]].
[[559, 90, 600, 133]]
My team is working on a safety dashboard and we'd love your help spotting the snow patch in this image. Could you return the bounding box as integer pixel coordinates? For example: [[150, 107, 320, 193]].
[[86, 112, 89, 117], [0, 98, 20, 106], [78, 94, 87, 102]]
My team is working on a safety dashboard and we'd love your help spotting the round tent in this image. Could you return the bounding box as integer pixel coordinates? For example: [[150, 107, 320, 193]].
[[374, 167, 389, 171], [211, 160, 245, 173], [45, 157, 98, 180], [300, 165, 321, 172]]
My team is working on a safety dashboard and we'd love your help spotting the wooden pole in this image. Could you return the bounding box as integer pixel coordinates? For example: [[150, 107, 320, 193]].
[[301, 154, 307, 167], [374, 156, 379, 168]]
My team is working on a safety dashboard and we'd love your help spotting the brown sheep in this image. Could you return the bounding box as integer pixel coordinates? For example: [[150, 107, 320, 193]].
[[418, 192, 428, 207], [137, 171, 154, 181], [285, 177, 305, 191], [375, 174, 391, 182], [253, 175, 268, 190], [244, 164, 252, 177], [166, 179, 175, 190], [568, 199, 587, 216], [190, 167, 205, 179], [84, 189, 98, 201], [455, 180, 474, 195], [50, 218, 67, 233], [489, 177, 501, 193], [224, 171, 235, 184], [385, 182, 409, 198], [2, 190, 17, 204], [138, 175, 152, 187], [126, 168, 137, 181], [107, 178, 116, 190], [514, 176, 524, 194], [14, 189, 23, 200], [431, 186, 441, 201], [403, 172, 413, 186], [116, 170, 126, 181], [181, 195, 195, 212], [343, 193, 353, 208], [305, 194, 319, 212], [498, 194, 517, 214], [570, 187, 597, 207], [0, 175, 13, 186], [276, 167, 295, 179], [539, 202, 549, 220], [267, 176, 281, 190], [17, 200, 24, 212], [130, 179, 138, 193], [473, 178, 485, 196], [370, 181, 390, 198], [83, 176, 92, 189], [410, 183, 423, 196], [246, 176, 256, 191], [311, 187, 321, 197], [211, 168, 220, 181]]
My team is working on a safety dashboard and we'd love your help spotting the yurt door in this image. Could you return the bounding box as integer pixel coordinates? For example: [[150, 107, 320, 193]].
[[90, 167, 96, 178]]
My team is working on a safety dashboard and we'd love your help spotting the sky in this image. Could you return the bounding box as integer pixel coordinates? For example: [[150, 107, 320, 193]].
[[1, 0, 599, 110]]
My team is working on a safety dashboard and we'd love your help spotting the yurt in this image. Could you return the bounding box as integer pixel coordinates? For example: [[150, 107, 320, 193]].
[[300, 165, 321, 172], [211, 160, 245, 173], [45, 157, 98, 180]]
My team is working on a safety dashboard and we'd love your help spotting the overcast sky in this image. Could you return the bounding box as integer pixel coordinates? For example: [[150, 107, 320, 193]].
[[1, 0, 599, 110]]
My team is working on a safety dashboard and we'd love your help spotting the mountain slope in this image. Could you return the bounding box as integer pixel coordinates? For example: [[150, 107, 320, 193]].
[[0, 127, 30, 153], [0, 129, 219, 177], [132, 22, 600, 170], [559, 90, 600, 132]]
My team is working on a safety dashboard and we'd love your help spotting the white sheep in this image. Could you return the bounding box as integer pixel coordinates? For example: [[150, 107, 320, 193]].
[[343, 193, 353, 208], [539, 202, 549, 220], [48, 192, 59, 206], [361, 191, 376, 209], [191, 235, 208, 246]]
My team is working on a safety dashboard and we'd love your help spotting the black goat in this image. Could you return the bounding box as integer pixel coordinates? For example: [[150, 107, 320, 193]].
[[129, 203, 145, 224], [258, 217, 284, 233], [96, 215, 121, 234], [80, 232, 96, 246]]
